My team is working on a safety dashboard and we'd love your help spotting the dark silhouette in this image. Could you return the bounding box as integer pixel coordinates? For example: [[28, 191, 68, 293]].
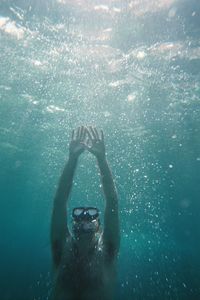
[[51, 126, 120, 300]]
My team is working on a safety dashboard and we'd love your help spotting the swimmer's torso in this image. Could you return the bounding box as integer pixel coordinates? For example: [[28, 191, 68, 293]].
[[51, 236, 117, 300]]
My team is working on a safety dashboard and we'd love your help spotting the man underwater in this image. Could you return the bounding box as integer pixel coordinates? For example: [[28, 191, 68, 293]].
[[51, 126, 120, 300]]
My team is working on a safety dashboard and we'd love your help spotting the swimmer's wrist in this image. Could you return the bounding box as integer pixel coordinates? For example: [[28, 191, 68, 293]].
[[68, 153, 79, 162], [97, 154, 106, 164]]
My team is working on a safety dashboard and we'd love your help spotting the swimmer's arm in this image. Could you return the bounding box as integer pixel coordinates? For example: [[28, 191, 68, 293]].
[[98, 157, 120, 257], [51, 156, 78, 267], [84, 127, 120, 257], [51, 127, 86, 268]]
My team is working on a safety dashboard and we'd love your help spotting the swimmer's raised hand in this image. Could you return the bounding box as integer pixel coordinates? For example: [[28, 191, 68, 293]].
[[69, 126, 87, 159], [84, 126, 106, 161]]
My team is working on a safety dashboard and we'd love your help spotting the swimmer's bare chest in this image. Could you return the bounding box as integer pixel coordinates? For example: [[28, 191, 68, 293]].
[[51, 239, 116, 300]]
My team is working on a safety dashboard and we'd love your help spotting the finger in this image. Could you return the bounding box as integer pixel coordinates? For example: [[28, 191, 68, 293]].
[[86, 127, 94, 141], [80, 126, 84, 140], [82, 127, 87, 141], [76, 126, 81, 140], [89, 126, 97, 140], [93, 127, 100, 140], [71, 129, 75, 141], [100, 130, 104, 142]]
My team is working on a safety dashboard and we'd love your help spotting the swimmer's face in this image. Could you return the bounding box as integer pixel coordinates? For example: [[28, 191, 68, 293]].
[[72, 219, 100, 239], [72, 207, 100, 239]]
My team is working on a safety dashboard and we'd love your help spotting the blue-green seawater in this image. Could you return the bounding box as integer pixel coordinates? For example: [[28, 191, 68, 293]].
[[0, 1, 200, 299]]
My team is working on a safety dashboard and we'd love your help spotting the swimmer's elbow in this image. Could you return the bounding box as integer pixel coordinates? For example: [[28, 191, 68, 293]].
[[52, 240, 62, 268], [104, 241, 119, 261]]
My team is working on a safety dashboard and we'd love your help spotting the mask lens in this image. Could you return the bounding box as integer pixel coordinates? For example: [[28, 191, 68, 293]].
[[73, 208, 84, 216], [88, 208, 98, 217]]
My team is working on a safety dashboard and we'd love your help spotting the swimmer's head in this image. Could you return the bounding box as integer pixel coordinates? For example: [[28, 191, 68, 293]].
[[72, 207, 100, 238]]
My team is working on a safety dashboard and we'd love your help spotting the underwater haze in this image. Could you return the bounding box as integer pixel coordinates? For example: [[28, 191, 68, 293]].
[[0, 0, 200, 299]]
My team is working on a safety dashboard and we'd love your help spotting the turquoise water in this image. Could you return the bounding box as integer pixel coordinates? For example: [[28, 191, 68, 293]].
[[0, 0, 200, 299]]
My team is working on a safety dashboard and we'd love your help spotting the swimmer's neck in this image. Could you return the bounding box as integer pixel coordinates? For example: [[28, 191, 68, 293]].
[[74, 234, 98, 256]]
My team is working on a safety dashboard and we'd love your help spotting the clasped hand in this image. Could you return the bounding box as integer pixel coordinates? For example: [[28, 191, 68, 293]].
[[69, 126, 105, 160]]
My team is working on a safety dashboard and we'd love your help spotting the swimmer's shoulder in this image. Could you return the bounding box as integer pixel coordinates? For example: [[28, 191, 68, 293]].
[[99, 233, 118, 264]]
